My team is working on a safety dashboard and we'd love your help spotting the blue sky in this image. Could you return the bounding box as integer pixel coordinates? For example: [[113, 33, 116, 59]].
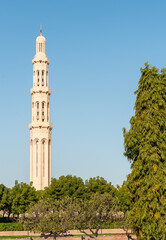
[[0, 0, 166, 188]]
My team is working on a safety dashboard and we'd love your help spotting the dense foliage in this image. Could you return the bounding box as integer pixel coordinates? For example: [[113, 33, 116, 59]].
[[0, 176, 118, 220], [72, 193, 119, 240], [22, 197, 74, 239], [22, 193, 119, 240], [123, 64, 166, 239], [0, 222, 23, 231], [0, 181, 38, 219]]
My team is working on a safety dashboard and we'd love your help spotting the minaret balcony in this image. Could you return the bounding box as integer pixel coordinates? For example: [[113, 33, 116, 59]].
[[30, 87, 51, 95], [29, 122, 53, 130]]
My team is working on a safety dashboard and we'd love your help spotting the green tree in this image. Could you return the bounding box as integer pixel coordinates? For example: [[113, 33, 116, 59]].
[[117, 181, 130, 213], [22, 197, 74, 239], [123, 64, 166, 239], [44, 175, 86, 200], [0, 188, 12, 218], [0, 185, 11, 217], [85, 176, 116, 198], [72, 193, 119, 240], [11, 181, 38, 218]]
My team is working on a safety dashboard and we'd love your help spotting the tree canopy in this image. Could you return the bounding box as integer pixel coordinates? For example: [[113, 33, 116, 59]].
[[0, 176, 118, 219], [72, 193, 119, 240], [44, 175, 86, 200], [22, 197, 74, 239], [123, 64, 166, 240]]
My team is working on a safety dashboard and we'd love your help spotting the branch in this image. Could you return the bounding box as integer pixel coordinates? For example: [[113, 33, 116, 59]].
[[78, 228, 94, 239], [123, 226, 136, 240]]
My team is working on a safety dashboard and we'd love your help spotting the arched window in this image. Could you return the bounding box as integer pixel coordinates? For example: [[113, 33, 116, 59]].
[[42, 102, 45, 122], [37, 102, 39, 109], [46, 71, 48, 86], [42, 140, 45, 177], [36, 102, 39, 120], [36, 140, 39, 177], [47, 102, 49, 121], [30, 140, 33, 179], [39, 43, 42, 52], [41, 70, 44, 86], [48, 140, 51, 183]]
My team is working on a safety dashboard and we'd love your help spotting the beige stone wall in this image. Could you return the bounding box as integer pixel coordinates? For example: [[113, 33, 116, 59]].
[[0, 229, 132, 236]]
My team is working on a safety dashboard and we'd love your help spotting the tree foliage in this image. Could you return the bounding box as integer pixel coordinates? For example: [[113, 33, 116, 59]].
[[44, 175, 86, 200], [72, 193, 119, 240], [0, 184, 9, 217], [123, 64, 166, 240], [117, 181, 130, 213], [0, 175, 119, 225], [22, 197, 74, 239], [11, 181, 38, 217], [85, 176, 117, 198]]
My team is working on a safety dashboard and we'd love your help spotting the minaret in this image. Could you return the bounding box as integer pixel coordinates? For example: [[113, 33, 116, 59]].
[[29, 30, 53, 190]]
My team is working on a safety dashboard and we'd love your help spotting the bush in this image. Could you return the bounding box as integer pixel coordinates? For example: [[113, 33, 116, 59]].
[[0, 223, 24, 231], [0, 217, 15, 223], [101, 219, 124, 229]]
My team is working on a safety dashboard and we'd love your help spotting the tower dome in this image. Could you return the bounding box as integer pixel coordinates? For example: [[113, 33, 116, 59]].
[[36, 29, 46, 54]]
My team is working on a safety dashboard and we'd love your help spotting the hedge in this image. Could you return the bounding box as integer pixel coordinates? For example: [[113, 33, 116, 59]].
[[0, 223, 24, 231]]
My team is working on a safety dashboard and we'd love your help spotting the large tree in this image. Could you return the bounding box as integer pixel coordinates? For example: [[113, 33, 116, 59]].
[[0, 184, 10, 217], [123, 63, 166, 239], [11, 181, 38, 218], [44, 175, 86, 200], [0, 187, 12, 218], [85, 176, 117, 198]]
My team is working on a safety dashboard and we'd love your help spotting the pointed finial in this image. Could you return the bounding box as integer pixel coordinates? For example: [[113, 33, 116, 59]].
[[40, 24, 42, 36]]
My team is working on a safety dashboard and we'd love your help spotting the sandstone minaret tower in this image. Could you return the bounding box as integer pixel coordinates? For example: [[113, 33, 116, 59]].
[[29, 30, 53, 190]]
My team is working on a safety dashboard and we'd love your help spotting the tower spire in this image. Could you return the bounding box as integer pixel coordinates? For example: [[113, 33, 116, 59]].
[[40, 24, 42, 36]]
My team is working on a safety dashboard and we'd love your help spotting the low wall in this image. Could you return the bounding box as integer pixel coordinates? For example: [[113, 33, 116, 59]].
[[0, 229, 136, 240], [0, 229, 132, 236], [0, 236, 136, 240]]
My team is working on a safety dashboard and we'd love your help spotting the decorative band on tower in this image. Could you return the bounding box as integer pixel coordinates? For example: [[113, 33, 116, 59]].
[[29, 31, 53, 190]]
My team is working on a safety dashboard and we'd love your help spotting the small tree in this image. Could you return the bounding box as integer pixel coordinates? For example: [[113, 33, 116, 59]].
[[22, 197, 74, 239], [73, 193, 119, 240]]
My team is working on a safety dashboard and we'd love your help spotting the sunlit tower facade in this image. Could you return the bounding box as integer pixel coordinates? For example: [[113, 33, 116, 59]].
[[29, 30, 53, 190]]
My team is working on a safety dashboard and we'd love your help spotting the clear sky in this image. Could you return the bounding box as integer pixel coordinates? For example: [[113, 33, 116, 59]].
[[1, 0, 166, 188]]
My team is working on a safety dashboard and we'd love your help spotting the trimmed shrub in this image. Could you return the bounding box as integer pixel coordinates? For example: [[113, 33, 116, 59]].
[[0, 223, 24, 231]]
